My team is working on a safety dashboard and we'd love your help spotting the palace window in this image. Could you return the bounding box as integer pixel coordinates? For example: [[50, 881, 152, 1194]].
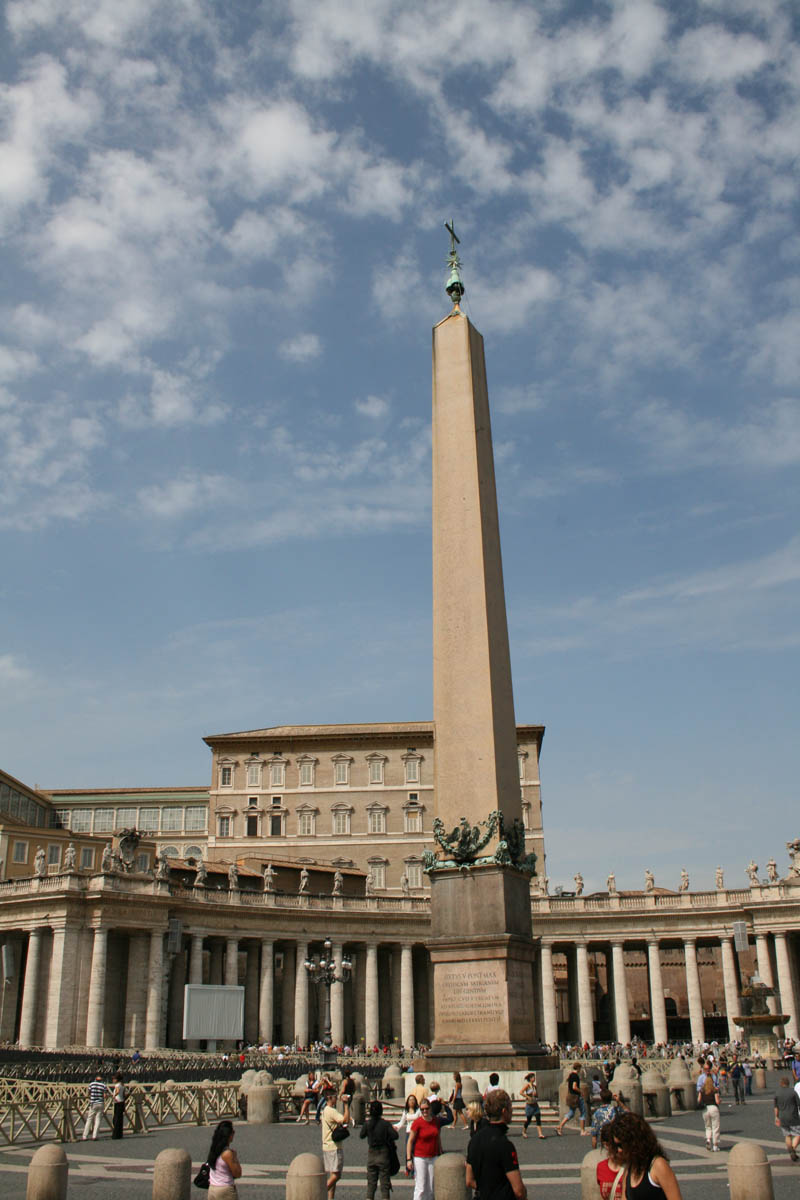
[[368, 809, 386, 834], [247, 796, 258, 808], [81, 848, 95, 870], [185, 846, 204, 862], [333, 809, 351, 836], [160, 845, 179, 858], [139, 808, 159, 832], [334, 760, 350, 785], [220, 765, 233, 788], [403, 755, 421, 784], [406, 861, 423, 889], [246, 761, 262, 788], [298, 811, 315, 837], [71, 809, 92, 833], [404, 800, 422, 833], [298, 757, 317, 787], [518, 752, 527, 782], [269, 813, 283, 836], [269, 761, 285, 788], [135, 852, 149, 871], [369, 861, 386, 890], [246, 814, 259, 837], [367, 755, 386, 785], [93, 809, 114, 833], [54, 809, 71, 829], [185, 806, 207, 831], [47, 844, 60, 867], [12, 841, 28, 864], [218, 816, 231, 838], [161, 808, 183, 832], [116, 807, 137, 828]]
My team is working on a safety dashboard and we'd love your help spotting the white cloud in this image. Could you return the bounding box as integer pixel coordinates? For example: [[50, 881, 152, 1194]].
[[0, 653, 34, 685], [137, 473, 233, 520], [355, 395, 390, 419], [279, 333, 322, 364]]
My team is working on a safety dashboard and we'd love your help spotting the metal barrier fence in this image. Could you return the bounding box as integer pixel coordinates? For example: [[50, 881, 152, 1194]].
[[0, 1078, 242, 1146]]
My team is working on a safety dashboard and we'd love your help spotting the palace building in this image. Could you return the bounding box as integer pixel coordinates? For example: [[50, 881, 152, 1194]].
[[0, 733, 798, 1053]]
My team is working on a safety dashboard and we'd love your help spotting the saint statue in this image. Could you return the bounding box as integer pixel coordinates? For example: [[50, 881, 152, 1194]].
[[34, 847, 46, 878], [607, 871, 617, 895], [715, 866, 724, 890], [573, 873, 584, 896], [365, 870, 375, 895], [766, 858, 778, 883], [194, 859, 207, 886], [332, 869, 343, 896], [156, 855, 170, 881], [746, 860, 759, 885], [263, 863, 275, 892], [299, 867, 309, 894], [63, 842, 76, 872], [101, 843, 113, 872], [227, 861, 239, 889], [679, 868, 689, 892], [400, 872, 410, 895], [644, 868, 655, 893], [787, 838, 800, 877]]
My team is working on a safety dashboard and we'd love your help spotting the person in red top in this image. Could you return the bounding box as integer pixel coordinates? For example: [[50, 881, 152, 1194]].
[[596, 1123, 626, 1199], [407, 1098, 441, 1200]]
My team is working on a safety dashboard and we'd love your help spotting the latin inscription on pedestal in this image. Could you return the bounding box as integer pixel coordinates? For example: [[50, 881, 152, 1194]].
[[435, 961, 506, 1042]]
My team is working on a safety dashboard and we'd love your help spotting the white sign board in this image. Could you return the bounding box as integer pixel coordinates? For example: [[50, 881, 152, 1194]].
[[732, 921, 749, 954], [183, 985, 245, 1040]]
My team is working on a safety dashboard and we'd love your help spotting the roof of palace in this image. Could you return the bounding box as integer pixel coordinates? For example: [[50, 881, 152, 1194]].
[[204, 721, 545, 744]]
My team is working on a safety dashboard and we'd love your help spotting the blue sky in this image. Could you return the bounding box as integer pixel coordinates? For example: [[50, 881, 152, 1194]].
[[1, 0, 798, 892]]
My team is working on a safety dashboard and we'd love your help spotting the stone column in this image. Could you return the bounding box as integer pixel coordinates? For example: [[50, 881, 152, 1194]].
[[539, 939, 559, 1049], [189, 933, 205, 985], [281, 942, 295, 1044], [259, 940, 274, 1045], [755, 933, 778, 1014], [124, 934, 149, 1048], [225, 938, 239, 987], [209, 940, 223, 985], [720, 936, 741, 1044], [647, 939, 668, 1046], [365, 942, 379, 1048], [575, 940, 594, 1047], [400, 943, 415, 1051], [683, 937, 704, 1045], [330, 943, 344, 1048], [167, 943, 187, 1048], [773, 932, 798, 1040], [85, 927, 109, 1048], [245, 943, 259, 1043], [390, 946, 402, 1044], [610, 941, 631, 1045], [294, 939, 309, 1047], [0, 937, 21, 1042], [145, 929, 165, 1050], [44, 923, 81, 1049], [19, 927, 44, 1048]]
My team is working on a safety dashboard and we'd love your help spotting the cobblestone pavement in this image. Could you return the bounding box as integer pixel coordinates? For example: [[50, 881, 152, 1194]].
[[2, 1081, 799, 1198]]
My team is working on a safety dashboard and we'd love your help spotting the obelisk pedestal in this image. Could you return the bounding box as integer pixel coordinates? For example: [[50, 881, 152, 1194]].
[[419, 265, 552, 1070]]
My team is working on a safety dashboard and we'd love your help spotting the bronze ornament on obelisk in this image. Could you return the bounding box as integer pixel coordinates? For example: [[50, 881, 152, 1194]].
[[419, 225, 552, 1069]]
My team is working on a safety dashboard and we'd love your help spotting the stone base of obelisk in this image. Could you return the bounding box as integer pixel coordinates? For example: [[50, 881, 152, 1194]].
[[416, 865, 556, 1072]]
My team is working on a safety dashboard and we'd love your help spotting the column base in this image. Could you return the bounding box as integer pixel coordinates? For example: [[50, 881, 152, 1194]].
[[415, 1049, 558, 1073]]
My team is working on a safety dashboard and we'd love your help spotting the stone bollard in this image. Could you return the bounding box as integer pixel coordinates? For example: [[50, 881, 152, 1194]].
[[152, 1148, 191, 1200], [240, 1069, 257, 1093], [254, 1070, 273, 1086], [287, 1152, 326, 1200], [727, 1141, 774, 1200], [350, 1091, 366, 1125], [248, 1085, 279, 1124], [27, 1144, 68, 1200], [434, 1152, 469, 1200], [580, 1149, 604, 1200], [666, 1059, 695, 1113], [642, 1078, 670, 1118], [754, 1067, 767, 1090]]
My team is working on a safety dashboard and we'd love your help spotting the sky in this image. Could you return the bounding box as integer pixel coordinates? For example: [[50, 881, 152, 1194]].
[[1, 0, 799, 894]]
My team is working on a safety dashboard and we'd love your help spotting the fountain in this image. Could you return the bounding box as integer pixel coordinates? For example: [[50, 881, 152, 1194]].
[[733, 974, 788, 1060]]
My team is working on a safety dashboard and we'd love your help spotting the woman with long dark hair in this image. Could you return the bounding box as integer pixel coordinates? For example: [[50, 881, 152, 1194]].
[[360, 1099, 399, 1200], [604, 1112, 683, 1199], [206, 1120, 241, 1200]]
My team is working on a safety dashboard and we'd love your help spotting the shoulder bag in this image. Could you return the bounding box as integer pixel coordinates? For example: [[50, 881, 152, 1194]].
[[193, 1163, 210, 1190]]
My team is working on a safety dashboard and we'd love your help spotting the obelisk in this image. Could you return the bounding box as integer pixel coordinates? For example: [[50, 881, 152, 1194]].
[[422, 225, 547, 1069]]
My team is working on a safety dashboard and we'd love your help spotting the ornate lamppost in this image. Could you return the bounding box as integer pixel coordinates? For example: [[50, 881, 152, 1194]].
[[304, 939, 352, 1067]]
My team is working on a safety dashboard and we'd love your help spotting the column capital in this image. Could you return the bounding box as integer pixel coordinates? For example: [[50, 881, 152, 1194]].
[[539, 936, 555, 949], [683, 935, 697, 947], [610, 938, 625, 950], [646, 936, 661, 948]]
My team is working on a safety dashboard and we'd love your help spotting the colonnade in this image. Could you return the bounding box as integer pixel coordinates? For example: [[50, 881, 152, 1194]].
[[539, 930, 799, 1047], [0, 922, 427, 1051]]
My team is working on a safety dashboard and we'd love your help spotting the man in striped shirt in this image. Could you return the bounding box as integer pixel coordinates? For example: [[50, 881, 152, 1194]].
[[83, 1074, 109, 1140]]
